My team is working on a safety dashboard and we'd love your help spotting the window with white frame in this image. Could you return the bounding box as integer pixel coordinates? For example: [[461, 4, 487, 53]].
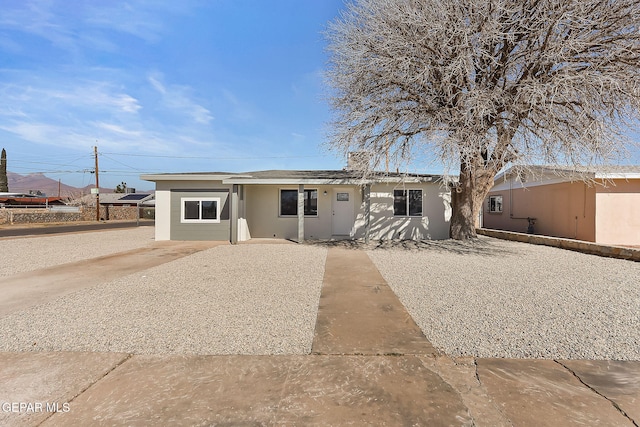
[[393, 189, 422, 216], [181, 197, 220, 223], [280, 189, 318, 216], [488, 195, 503, 213]]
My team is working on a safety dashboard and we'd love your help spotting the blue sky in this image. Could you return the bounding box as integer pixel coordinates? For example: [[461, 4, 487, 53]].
[[1, 1, 639, 192], [0, 0, 350, 190]]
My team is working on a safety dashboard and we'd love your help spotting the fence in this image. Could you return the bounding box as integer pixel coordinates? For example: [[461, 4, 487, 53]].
[[0, 205, 155, 225]]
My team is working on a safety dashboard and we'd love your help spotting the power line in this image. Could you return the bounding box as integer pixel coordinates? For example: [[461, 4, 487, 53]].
[[7, 157, 92, 168], [101, 152, 331, 160], [99, 153, 144, 172], [7, 166, 90, 174], [6, 148, 339, 179]]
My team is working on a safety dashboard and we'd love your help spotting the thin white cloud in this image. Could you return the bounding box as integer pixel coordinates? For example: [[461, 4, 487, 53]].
[[0, 115, 177, 155], [84, 3, 165, 43], [0, 1, 203, 55], [191, 105, 214, 125], [148, 75, 167, 95], [0, 74, 220, 157], [6, 82, 142, 115], [148, 73, 213, 124], [0, 122, 61, 145], [221, 89, 256, 122], [0, 1, 77, 53], [116, 94, 142, 114], [93, 122, 143, 137], [84, 1, 201, 42]]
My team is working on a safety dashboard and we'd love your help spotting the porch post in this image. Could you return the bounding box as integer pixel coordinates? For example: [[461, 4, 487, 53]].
[[298, 184, 305, 243], [230, 185, 239, 244], [364, 184, 371, 244]]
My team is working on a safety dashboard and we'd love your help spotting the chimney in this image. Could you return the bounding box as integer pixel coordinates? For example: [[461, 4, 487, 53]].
[[346, 151, 372, 171]]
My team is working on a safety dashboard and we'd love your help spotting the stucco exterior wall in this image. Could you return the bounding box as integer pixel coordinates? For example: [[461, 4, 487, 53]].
[[244, 182, 451, 241], [595, 180, 640, 246], [484, 181, 596, 241], [150, 179, 451, 242], [244, 184, 343, 239], [170, 189, 230, 241], [153, 185, 171, 241], [353, 183, 451, 240], [152, 181, 233, 241]]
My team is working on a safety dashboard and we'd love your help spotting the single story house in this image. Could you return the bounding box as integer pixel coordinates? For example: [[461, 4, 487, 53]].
[[98, 192, 155, 207], [141, 170, 452, 243], [483, 165, 640, 246], [0, 192, 66, 207], [94, 192, 155, 221]]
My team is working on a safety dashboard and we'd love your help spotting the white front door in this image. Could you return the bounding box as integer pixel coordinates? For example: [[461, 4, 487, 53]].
[[332, 188, 354, 236]]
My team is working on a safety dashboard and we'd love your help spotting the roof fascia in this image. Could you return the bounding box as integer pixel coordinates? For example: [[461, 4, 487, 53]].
[[595, 173, 640, 179], [222, 178, 366, 185], [141, 174, 243, 182], [142, 172, 441, 185], [222, 176, 437, 185]]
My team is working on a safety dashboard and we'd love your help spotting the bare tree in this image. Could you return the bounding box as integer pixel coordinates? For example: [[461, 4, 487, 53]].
[[325, 0, 640, 239]]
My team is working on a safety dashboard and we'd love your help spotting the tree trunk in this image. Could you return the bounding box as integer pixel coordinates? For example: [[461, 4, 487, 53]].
[[449, 164, 496, 240]]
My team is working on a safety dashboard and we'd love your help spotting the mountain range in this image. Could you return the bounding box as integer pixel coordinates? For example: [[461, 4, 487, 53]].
[[6, 172, 113, 198]]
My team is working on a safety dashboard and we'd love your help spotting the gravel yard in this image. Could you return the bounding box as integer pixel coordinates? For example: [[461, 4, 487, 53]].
[[1, 229, 638, 360], [0, 227, 155, 277], [0, 244, 326, 355], [367, 238, 640, 361]]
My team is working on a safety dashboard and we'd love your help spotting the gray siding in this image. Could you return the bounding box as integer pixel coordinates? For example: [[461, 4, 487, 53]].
[[170, 189, 230, 241]]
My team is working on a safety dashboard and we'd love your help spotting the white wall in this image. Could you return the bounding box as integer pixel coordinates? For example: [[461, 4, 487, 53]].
[[245, 182, 451, 241], [595, 180, 640, 246], [237, 185, 251, 241], [353, 183, 451, 240], [153, 183, 172, 241], [244, 184, 336, 239]]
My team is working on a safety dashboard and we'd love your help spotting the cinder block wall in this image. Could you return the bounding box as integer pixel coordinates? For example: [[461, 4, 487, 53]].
[[0, 206, 152, 224], [0, 208, 83, 224]]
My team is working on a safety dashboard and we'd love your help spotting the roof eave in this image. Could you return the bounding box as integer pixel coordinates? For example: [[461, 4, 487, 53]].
[[223, 176, 437, 185], [142, 172, 442, 184], [141, 173, 245, 182], [595, 173, 640, 179]]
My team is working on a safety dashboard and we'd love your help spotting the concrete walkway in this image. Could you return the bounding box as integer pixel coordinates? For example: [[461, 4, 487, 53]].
[[312, 248, 439, 356], [0, 246, 639, 426]]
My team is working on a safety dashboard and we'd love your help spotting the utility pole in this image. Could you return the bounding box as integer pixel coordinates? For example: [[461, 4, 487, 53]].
[[94, 146, 100, 221]]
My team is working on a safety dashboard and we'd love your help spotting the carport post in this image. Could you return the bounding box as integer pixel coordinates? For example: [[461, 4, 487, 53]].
[[230, 185, 239, 244], [364, 184, 371, 244], [298, 184, 304, 243]]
